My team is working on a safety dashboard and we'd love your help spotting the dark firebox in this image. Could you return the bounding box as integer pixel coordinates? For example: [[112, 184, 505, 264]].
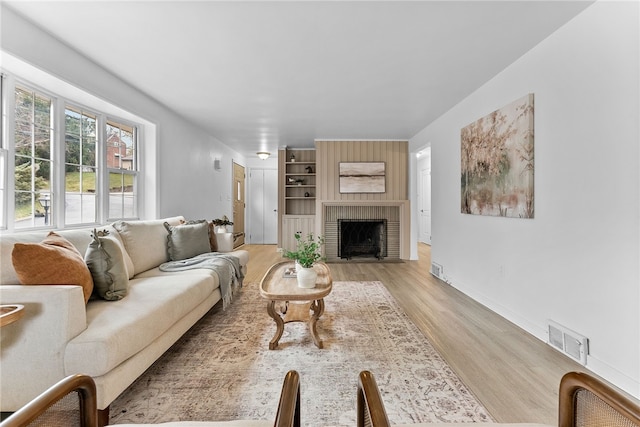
[[338, 219, 387, 260]]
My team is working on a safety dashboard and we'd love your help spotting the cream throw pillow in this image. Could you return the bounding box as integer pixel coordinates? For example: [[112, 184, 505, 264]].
[[113, 217, 183, 275]]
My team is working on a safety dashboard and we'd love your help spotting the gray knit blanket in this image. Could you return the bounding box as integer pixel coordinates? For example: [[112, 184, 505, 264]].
[[159, 252, 244, 309]]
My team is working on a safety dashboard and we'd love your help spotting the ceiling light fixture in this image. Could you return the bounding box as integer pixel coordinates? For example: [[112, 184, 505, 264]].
[[257, 151, 271, 160]]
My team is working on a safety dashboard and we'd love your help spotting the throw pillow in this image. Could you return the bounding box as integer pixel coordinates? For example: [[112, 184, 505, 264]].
[[104, 225, 135, 279], [208, 221, 218, 252], [113, 217, 183, 275], [85, 229, 129, 301], [12, 232, 94, 304], [164, 220, 211, 261]]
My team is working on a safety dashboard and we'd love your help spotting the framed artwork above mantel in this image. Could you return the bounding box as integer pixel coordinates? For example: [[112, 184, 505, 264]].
[[339, 162, 386, 193]]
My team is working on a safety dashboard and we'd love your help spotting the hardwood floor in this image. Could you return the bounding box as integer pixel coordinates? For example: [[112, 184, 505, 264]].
[[241, 243, 585, 425]]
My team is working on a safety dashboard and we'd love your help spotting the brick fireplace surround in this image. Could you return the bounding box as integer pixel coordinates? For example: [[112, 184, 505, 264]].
[[319, 201, 410, 262]]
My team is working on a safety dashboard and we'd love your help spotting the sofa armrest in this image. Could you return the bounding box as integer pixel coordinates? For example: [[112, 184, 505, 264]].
[[0, 285, 87, 411]]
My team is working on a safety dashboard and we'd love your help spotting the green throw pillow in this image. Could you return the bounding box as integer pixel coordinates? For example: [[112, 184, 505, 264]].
[[164, 220, 211, 261], [85, 229, 129, 301]]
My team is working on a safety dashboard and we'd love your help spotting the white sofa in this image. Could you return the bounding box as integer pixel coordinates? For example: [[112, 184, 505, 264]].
[[0, 216, 249, 422]]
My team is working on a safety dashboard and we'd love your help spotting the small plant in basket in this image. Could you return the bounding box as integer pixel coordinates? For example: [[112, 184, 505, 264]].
[[212, 215, 233, 232]]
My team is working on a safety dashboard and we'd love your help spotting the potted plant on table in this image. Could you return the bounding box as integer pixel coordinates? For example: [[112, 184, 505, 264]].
[[212, 215, 233, 233], [284, 232, 325, 288]]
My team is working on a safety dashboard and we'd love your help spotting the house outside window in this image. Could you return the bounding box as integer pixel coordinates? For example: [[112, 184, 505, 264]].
[[106, 120, 137, 220], [65, 106, 98, 225]]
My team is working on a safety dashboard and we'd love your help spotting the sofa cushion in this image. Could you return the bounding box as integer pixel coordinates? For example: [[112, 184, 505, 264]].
[[135, 266, 221, 288], [65, 273, 216, 377], [85, 229, 129, 301], [113, 216, 184, 275], [11, 232, 94, 303], [165, 220, 211, 261], [135, 249, 249, 280], [227, 249, 250, 267]]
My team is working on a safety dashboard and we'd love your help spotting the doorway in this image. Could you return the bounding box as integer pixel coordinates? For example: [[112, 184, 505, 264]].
[[418, 149, 431, 245], [232, 162, 245, 248], [248, 168, 278, 244]]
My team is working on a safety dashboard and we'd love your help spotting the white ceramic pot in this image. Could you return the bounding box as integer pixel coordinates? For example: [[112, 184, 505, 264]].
[[296, 266, 317, 288], [216, 225, 227, 233]]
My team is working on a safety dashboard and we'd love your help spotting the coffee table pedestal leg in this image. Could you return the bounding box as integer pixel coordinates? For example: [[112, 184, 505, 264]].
[[267, 300, 284, 350], [266, 299, 325, 349], [309, 299, 325, 349]]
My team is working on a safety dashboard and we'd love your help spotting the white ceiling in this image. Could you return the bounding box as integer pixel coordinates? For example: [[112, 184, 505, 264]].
[[4, 1, 593, 158]]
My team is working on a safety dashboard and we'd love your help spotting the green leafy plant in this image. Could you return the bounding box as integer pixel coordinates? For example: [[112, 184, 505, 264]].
[[284, 232, 325, 268], [212, 215, 233, 226]]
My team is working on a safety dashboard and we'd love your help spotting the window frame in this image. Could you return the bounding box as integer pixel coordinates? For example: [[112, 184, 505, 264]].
[[12, 81, 56, 231], [0, 74, 143, 232], [63, 103, 100, 226], [105, 116, 139, 222]]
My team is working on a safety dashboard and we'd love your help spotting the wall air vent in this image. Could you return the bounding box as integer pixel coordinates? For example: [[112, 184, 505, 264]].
[[547, 320, 589, 365], [431, 262, 443, 279]]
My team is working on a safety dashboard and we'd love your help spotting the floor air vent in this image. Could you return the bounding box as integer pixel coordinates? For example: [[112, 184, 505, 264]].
[[547, 320, 589, 365], [431, 262, 443, 279]]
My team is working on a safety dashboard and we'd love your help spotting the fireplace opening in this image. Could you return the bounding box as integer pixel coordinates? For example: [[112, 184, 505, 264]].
[[338, 219, 387, 260]]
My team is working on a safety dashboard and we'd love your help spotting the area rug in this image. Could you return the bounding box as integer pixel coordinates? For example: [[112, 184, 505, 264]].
[[109, 281, 493, 426]]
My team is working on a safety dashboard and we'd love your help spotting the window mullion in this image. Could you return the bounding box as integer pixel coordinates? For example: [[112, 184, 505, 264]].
[[52, 97, 65, 228], [97, 113, 107, 224], [2, 74, 17, 229], [30, 93, 36, 224]]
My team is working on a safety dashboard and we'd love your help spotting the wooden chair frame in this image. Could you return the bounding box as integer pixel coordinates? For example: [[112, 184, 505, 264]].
[[275, 370, 301, 427], [559, 371, 640, 427], [1, 371, 301, 427], [357, 370, 391, 427], [0, 374, 97, 427]]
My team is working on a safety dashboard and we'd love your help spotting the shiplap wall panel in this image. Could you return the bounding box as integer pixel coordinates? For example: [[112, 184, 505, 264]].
[[316, 140, 408, 201], [313, 140, 410, 259]]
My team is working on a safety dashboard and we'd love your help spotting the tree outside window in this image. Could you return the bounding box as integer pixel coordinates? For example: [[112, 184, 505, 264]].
[[14, 86, 53, 229]]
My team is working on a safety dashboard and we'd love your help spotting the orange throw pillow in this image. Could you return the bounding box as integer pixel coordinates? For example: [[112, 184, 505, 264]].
[[12, 232, 94, 304]]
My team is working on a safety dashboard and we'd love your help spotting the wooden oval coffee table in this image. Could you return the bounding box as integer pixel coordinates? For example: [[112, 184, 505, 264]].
[[0, 304, 24, 327], [260, 261, 332, 349]]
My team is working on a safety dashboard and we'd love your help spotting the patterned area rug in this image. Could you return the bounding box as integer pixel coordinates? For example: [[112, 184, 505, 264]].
[[109, 281, 493, 426]]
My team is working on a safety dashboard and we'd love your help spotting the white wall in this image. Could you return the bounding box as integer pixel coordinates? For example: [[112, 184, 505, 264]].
[[410, 1, 639, 397], [1, 6, 245, 222]]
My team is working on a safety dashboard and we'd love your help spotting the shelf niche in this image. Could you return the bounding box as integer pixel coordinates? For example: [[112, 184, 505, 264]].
[[278, 148, 317, 251]]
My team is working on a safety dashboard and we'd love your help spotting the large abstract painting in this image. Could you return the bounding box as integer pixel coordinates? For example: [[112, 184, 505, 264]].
[[339, 162, 385, 193], [461, 94, 534, 218]]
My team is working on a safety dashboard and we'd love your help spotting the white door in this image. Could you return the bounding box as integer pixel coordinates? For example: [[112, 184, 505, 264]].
[[263, 169, 278, 243], [419, 162, 431, 245], [248, 169, 278, 244]]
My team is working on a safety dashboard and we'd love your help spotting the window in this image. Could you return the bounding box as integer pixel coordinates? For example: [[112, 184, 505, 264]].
[[65, 106, 98, 225], [0, 75, 6, 229], [106, 120, 137, 219], [1, 78, 141, 231], [0, 148, 7, 230], [14, 85, 54, 229]]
